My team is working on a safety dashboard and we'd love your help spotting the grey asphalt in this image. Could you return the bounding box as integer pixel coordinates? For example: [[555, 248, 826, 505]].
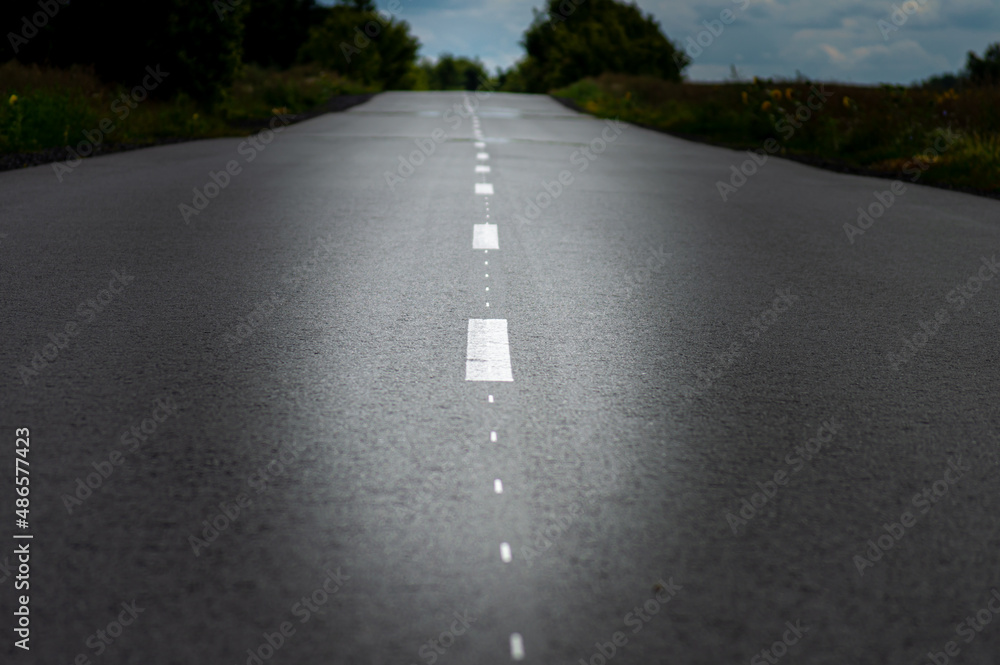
[[1, 90, 1000, 665]]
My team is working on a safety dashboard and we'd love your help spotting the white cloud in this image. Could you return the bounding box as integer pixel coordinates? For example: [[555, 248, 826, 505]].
[[354, 0, 996, 83]]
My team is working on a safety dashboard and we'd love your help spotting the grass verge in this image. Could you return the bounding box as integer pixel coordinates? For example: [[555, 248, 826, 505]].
[[0, 61, 375, 170], [553, 73, 1000, 198]]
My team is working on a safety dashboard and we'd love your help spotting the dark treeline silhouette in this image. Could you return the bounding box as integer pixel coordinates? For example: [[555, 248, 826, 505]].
[[508, 0, 688, 93], [923, 43, 1000, 89], [418, 54, 489, 91], [1, 0, 696, 101], [0, 0, 420, 101]]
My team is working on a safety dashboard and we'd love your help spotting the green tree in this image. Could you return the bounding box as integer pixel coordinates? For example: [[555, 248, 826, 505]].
[[516, 0, 688, 93], [966, 42, 1000, 87], [298, 1, 419, 89], [1, 0, 246, 103], [420, 54, 488, 90], [243, 0, 328, 69]]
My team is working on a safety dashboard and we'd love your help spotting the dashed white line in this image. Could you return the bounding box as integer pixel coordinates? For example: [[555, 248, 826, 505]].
[[490, 431, 497, 442], [494, 478, 503, 493], [476, 152, 489, 160], [475, 183, 494, 195], [510, 633, 525, 660], [488, 394, 493, 402], [500, 542, 512, 563], [473, 223, 499, 250], [465, 319, 513, 382], [475, 165, 491, 173], [475, 141, 486, 148]]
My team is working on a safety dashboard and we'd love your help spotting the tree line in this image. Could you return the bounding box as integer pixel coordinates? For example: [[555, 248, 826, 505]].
[[1, 0, 692, 104], [12, 0, 993, 106]]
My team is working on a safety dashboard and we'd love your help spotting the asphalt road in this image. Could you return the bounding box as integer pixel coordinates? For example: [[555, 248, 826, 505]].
[[1, 90, 1000, 665]]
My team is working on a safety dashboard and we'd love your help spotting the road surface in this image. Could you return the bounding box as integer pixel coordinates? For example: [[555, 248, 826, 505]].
[[1, 90, 999, 664]]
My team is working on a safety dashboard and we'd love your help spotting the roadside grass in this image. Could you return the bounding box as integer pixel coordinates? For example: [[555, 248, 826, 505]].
[[554, 73, 1000, 195], [0, 61, 373, 155]]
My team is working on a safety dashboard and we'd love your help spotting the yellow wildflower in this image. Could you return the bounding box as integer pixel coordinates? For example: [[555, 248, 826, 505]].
[[785, 88, 793, 100], [761, 101, 772, 111], [192, 113, 199, 120], [842, 96, 852, 108], [770, 89, 782, 101], [624, 91, 631, 101], [8, 94, 17, 105], [741, 91, 748, 105]]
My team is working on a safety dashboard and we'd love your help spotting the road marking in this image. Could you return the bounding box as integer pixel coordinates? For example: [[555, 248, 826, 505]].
[[500, 542, 512, 563], [473, 223, 499, 249], [488, 394, 493, 402], [475, 183, 494, 195], [510, 633, 524, 660], [465, 319, 513, 382], [490, 431, 497, 442], [475, 141, 486, 148], [476, 165, 491, 173], [494, 478, 503, 493], [476, 152, 489, 160]]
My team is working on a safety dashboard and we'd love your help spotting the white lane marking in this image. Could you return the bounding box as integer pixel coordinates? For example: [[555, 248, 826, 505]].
[[475, 165, 491, 173], [510, 633, 525, 660], [500, 542, 512, 563], [475, 141, 486, 148], [488, 394, 493, 402], [465, 319, 513, 382], [476, 152, 489, 160], [494, 478, 503, 493], [473, 223, 499, 250], [475, 183, 494, 195], [486, 287, 489, 291], [490, 431, 497, 442]]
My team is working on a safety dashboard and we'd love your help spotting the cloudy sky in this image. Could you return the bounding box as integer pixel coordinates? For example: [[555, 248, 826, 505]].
[[321, 0, 999, 84]]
